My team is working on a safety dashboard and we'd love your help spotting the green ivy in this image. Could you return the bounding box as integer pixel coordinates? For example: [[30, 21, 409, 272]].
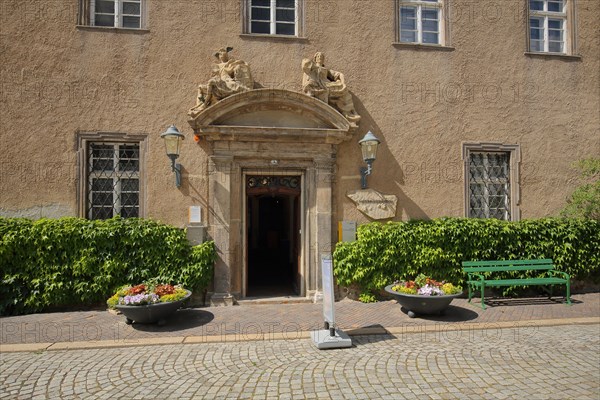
[[333, 217, 600, 302], [561, 158, 600, 220], [0, 217, 215, 315]]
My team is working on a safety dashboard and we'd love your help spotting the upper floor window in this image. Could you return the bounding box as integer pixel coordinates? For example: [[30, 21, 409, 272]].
[[247, 0, 298, 36], [80, 0, 144, 29], [528, 0, 573, 54], [93, 0, 141, 28], [398, 0, 444, 45]]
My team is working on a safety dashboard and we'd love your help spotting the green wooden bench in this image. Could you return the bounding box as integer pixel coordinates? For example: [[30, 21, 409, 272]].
[[462, 259, 571, 309]]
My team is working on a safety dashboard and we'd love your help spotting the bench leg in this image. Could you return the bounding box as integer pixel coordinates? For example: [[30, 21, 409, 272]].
[[565, 281, 571, 306], [467, 283, 486, 310], [468, 284, 472, 303], [480, 284, 486, 310]]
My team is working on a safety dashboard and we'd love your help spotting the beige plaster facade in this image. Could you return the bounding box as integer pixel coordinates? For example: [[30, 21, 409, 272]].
[[1, 1, 599, 303]]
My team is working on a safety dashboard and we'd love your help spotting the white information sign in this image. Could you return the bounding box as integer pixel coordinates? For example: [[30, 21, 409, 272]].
[[340, 221, 357, 242], [189, 206, 202, 224], [321, 254, 335, 325]]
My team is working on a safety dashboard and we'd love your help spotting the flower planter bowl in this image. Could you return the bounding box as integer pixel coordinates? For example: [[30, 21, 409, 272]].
[[385, 285, 462, 318], [116, 290, 192, 326]]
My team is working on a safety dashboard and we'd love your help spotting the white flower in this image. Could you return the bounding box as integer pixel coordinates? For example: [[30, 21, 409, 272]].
[[417, 284, 445, 296]]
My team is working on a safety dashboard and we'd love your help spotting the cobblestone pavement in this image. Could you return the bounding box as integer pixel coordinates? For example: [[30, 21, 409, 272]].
[[1, 324, 598, 400], [1, 293, 598, 345]]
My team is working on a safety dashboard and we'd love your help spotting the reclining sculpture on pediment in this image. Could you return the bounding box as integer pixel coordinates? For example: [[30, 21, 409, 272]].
[[188, 47, 254, 119], [302, 52, 361, 126]]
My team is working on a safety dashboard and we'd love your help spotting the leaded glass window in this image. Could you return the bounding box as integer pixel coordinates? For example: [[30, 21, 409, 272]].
[[87, 143, 140, 219], [468, 152, 511, 220]]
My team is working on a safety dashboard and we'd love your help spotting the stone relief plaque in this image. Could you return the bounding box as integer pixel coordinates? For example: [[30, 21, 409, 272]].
[[347, 189, 397, 220]]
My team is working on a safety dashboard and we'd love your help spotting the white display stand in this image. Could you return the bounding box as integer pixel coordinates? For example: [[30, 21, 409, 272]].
[[311, 254, 352, 349]]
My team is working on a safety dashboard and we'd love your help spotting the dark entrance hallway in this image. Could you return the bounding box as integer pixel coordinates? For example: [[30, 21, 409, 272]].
[[246, 176, 301, 297]]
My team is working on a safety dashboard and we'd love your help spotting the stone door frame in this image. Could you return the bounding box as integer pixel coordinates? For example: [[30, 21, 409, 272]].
[[208, 153, 336, 305], [189, 89, 354, 305], [241, 168, 306, 298]]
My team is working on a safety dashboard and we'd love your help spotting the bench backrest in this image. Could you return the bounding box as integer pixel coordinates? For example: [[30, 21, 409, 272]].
[[462, 259, 554, 273]]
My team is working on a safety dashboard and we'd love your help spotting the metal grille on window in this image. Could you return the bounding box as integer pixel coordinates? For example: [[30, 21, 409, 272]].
[[247, 176, 300, 190], [87, 143, 140, 219], [468, 152, 511, 220]]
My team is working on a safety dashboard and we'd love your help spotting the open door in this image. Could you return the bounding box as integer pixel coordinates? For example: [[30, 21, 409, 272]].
[[246, 176, 301, 297]]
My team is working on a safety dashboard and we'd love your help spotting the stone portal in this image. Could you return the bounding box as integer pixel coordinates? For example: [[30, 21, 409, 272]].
[[189, 89, 355, 305]]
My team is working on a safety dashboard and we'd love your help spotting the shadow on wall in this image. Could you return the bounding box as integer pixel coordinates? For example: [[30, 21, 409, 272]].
[[342, 93, 429, 221], [175, 156, 220, 297], [180, 89, 431, 225], [175, 141, 227, 228]]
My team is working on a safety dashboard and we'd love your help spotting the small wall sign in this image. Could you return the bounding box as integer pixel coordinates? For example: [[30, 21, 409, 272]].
[[189, 206, 202, 224]]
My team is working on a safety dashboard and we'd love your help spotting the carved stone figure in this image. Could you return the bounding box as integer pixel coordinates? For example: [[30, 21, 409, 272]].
[[189, 47, 254, 118], [302, 52, 361, 125]]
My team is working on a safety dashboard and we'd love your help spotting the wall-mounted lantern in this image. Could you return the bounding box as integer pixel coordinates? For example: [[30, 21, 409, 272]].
[[358, 131, 381, 189], [160, 125, 185, 188]]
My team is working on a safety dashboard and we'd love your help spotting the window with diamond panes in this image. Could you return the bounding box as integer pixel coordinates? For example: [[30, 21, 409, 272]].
[[399, 0, 443, 45], [529, 0, 567, 53], [468, 152, 511, 220], [91, 0, 142, 28], [248, 0, 297, 36], [87, 143, 140, 219]]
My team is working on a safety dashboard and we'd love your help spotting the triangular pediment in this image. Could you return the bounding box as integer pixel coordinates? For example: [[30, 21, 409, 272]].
[[188, 89, 354, 144]]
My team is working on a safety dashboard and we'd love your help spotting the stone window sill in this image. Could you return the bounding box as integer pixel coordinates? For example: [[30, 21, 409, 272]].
[[76, 25, 150, 34], [524, 52, 582, 61], [392, 42, 455, 51], [239, 33, 308, 42]]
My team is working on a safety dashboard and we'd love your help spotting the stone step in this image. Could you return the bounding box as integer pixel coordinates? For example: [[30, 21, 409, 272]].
[[237, 296, 313, 305]]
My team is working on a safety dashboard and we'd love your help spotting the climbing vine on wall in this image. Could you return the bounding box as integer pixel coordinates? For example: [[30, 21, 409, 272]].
[[333, 218, 599, 302], [0, 217, 215, 315]]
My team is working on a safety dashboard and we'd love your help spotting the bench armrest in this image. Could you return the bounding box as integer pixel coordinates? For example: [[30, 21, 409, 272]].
[[467, 272, 486, 282]]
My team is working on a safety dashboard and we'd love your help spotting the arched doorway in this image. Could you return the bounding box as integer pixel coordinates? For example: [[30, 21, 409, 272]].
[[246, 175, 301, 296]]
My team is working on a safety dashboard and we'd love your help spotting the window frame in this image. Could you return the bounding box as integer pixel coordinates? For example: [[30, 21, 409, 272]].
[[396, 0, 448, 46], [87, 142, 140, 219], [462, 143, 521, 222], [467, 152, 512, 221], [77, 132, 147, 219], [527, 0, 576, 55], [244, 0, 303, 37], [84, 0, 146, 29]]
